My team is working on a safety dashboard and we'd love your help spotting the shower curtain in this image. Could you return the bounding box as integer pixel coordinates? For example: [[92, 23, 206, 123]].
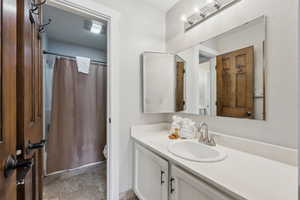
[[47, 57, 107, 174]]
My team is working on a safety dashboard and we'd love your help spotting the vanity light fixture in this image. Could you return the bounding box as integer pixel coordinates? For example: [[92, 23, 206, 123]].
[[183, 0, 241, 32], [214, 1, 221, 9], [181, 15, 187, 22], [194, 7, 200, 13], [194, 7, 206, 18], [181, 15, 194, 25]]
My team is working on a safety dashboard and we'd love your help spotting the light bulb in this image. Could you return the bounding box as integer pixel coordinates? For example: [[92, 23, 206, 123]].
[[194, 7, 200, 13], [181, 15, 187, 22], [89, 21, 103, 34]]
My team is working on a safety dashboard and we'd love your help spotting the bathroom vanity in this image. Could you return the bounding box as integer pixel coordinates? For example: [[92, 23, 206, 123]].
[[131, 123, 297, 200]]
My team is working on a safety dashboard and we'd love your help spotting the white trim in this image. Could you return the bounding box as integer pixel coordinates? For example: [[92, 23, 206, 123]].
[[45, 1, 120, 199], [46, 161, 105, 176]]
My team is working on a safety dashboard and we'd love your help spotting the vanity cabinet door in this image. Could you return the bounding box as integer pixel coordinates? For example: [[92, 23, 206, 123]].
[[170, 165, 234, 200], [134, 143, 169, 200]]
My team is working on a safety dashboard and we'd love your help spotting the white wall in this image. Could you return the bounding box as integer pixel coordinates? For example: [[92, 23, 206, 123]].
[[298, 0, 300, 189], [198, 61, 211, 114], [166, 0, 298, 149], [91, 0, 168, 193]]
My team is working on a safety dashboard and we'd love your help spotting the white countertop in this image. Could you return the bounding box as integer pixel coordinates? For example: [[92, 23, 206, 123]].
[[131, 124, 298, 200]]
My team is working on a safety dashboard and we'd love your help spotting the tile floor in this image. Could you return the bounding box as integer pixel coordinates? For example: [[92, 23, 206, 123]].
[[43, 163, 106, 200]]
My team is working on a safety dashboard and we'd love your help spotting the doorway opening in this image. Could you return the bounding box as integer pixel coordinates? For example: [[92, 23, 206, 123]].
[[42, 4, 108, 199]]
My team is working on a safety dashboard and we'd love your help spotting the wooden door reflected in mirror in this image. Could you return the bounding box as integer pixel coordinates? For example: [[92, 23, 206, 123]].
[[216, 46, 254, 119], [176, 61, 185, 112]]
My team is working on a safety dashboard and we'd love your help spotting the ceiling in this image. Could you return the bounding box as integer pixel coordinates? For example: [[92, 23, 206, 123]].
[[143, 0, 180, 11], [43, 5, 107, 51]]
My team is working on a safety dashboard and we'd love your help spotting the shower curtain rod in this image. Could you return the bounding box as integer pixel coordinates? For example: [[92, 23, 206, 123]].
[[43, 50, 107, 65]]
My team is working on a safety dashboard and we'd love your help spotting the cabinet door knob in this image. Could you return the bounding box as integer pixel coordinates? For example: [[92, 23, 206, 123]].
[[160, 171, 165, 185], [170, 177, 175, 193], [246, 112, 252, 117]]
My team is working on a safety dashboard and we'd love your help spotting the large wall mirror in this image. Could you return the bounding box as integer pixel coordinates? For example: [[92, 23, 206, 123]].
[[142, 16, 266, 120]]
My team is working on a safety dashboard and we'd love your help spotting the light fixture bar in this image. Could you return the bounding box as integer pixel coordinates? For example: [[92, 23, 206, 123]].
[[184, 0, 241, 32]]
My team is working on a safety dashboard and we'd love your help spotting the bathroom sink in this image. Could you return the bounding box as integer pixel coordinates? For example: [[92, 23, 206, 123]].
[[168, 140, 227, 162]]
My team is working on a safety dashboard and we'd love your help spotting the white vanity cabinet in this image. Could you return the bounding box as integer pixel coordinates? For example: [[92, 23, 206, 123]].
[[134, 143, 169, 200], [134, 143, 237, 200], [170, 165, 234, 200]]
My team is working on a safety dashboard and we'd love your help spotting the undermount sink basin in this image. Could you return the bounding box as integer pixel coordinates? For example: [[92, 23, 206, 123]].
[[168, 140, 227, 162]]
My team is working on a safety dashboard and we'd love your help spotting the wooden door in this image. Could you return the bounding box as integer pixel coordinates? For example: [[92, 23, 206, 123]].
[[17, 0, 44, 199], [216, 46, 254, 118], [176, 62, 185, 112], [134, 143, 169, 200], [0, 0, 17, 200], [170, 165, 235, 200]]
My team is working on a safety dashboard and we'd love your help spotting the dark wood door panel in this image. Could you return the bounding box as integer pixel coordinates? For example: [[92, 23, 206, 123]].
[[0, 0, 17, 200], [17, 0, 43, 150], [17, 0, 44, 199]]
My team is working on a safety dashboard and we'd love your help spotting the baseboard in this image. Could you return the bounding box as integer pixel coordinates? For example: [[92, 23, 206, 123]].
[[45, 161, 105, 176], [119, 189, 138, 200]]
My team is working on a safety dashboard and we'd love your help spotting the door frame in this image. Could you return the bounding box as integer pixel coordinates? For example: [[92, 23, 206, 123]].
[[44, 0, 120, 199]]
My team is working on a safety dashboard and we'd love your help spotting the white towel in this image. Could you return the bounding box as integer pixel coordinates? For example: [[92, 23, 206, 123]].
[[76, 56, 91, 74]]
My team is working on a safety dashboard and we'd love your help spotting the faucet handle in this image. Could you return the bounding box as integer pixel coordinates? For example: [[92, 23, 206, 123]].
[[208, 134, 216, 146]]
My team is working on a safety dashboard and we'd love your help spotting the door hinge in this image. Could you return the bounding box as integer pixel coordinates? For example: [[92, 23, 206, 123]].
[[17, 179, 25, 186], [26, 140, 46, 154], [109, 118, 112, 124]]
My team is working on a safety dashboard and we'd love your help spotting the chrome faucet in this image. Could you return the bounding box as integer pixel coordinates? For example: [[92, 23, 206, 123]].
[[198, 122, 216, 146]]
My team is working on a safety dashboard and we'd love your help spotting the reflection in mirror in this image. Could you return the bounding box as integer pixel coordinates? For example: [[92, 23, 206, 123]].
[[142, 16, 266, 121], [175, 56, 185, 112], [178, 16, 266, 120]]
